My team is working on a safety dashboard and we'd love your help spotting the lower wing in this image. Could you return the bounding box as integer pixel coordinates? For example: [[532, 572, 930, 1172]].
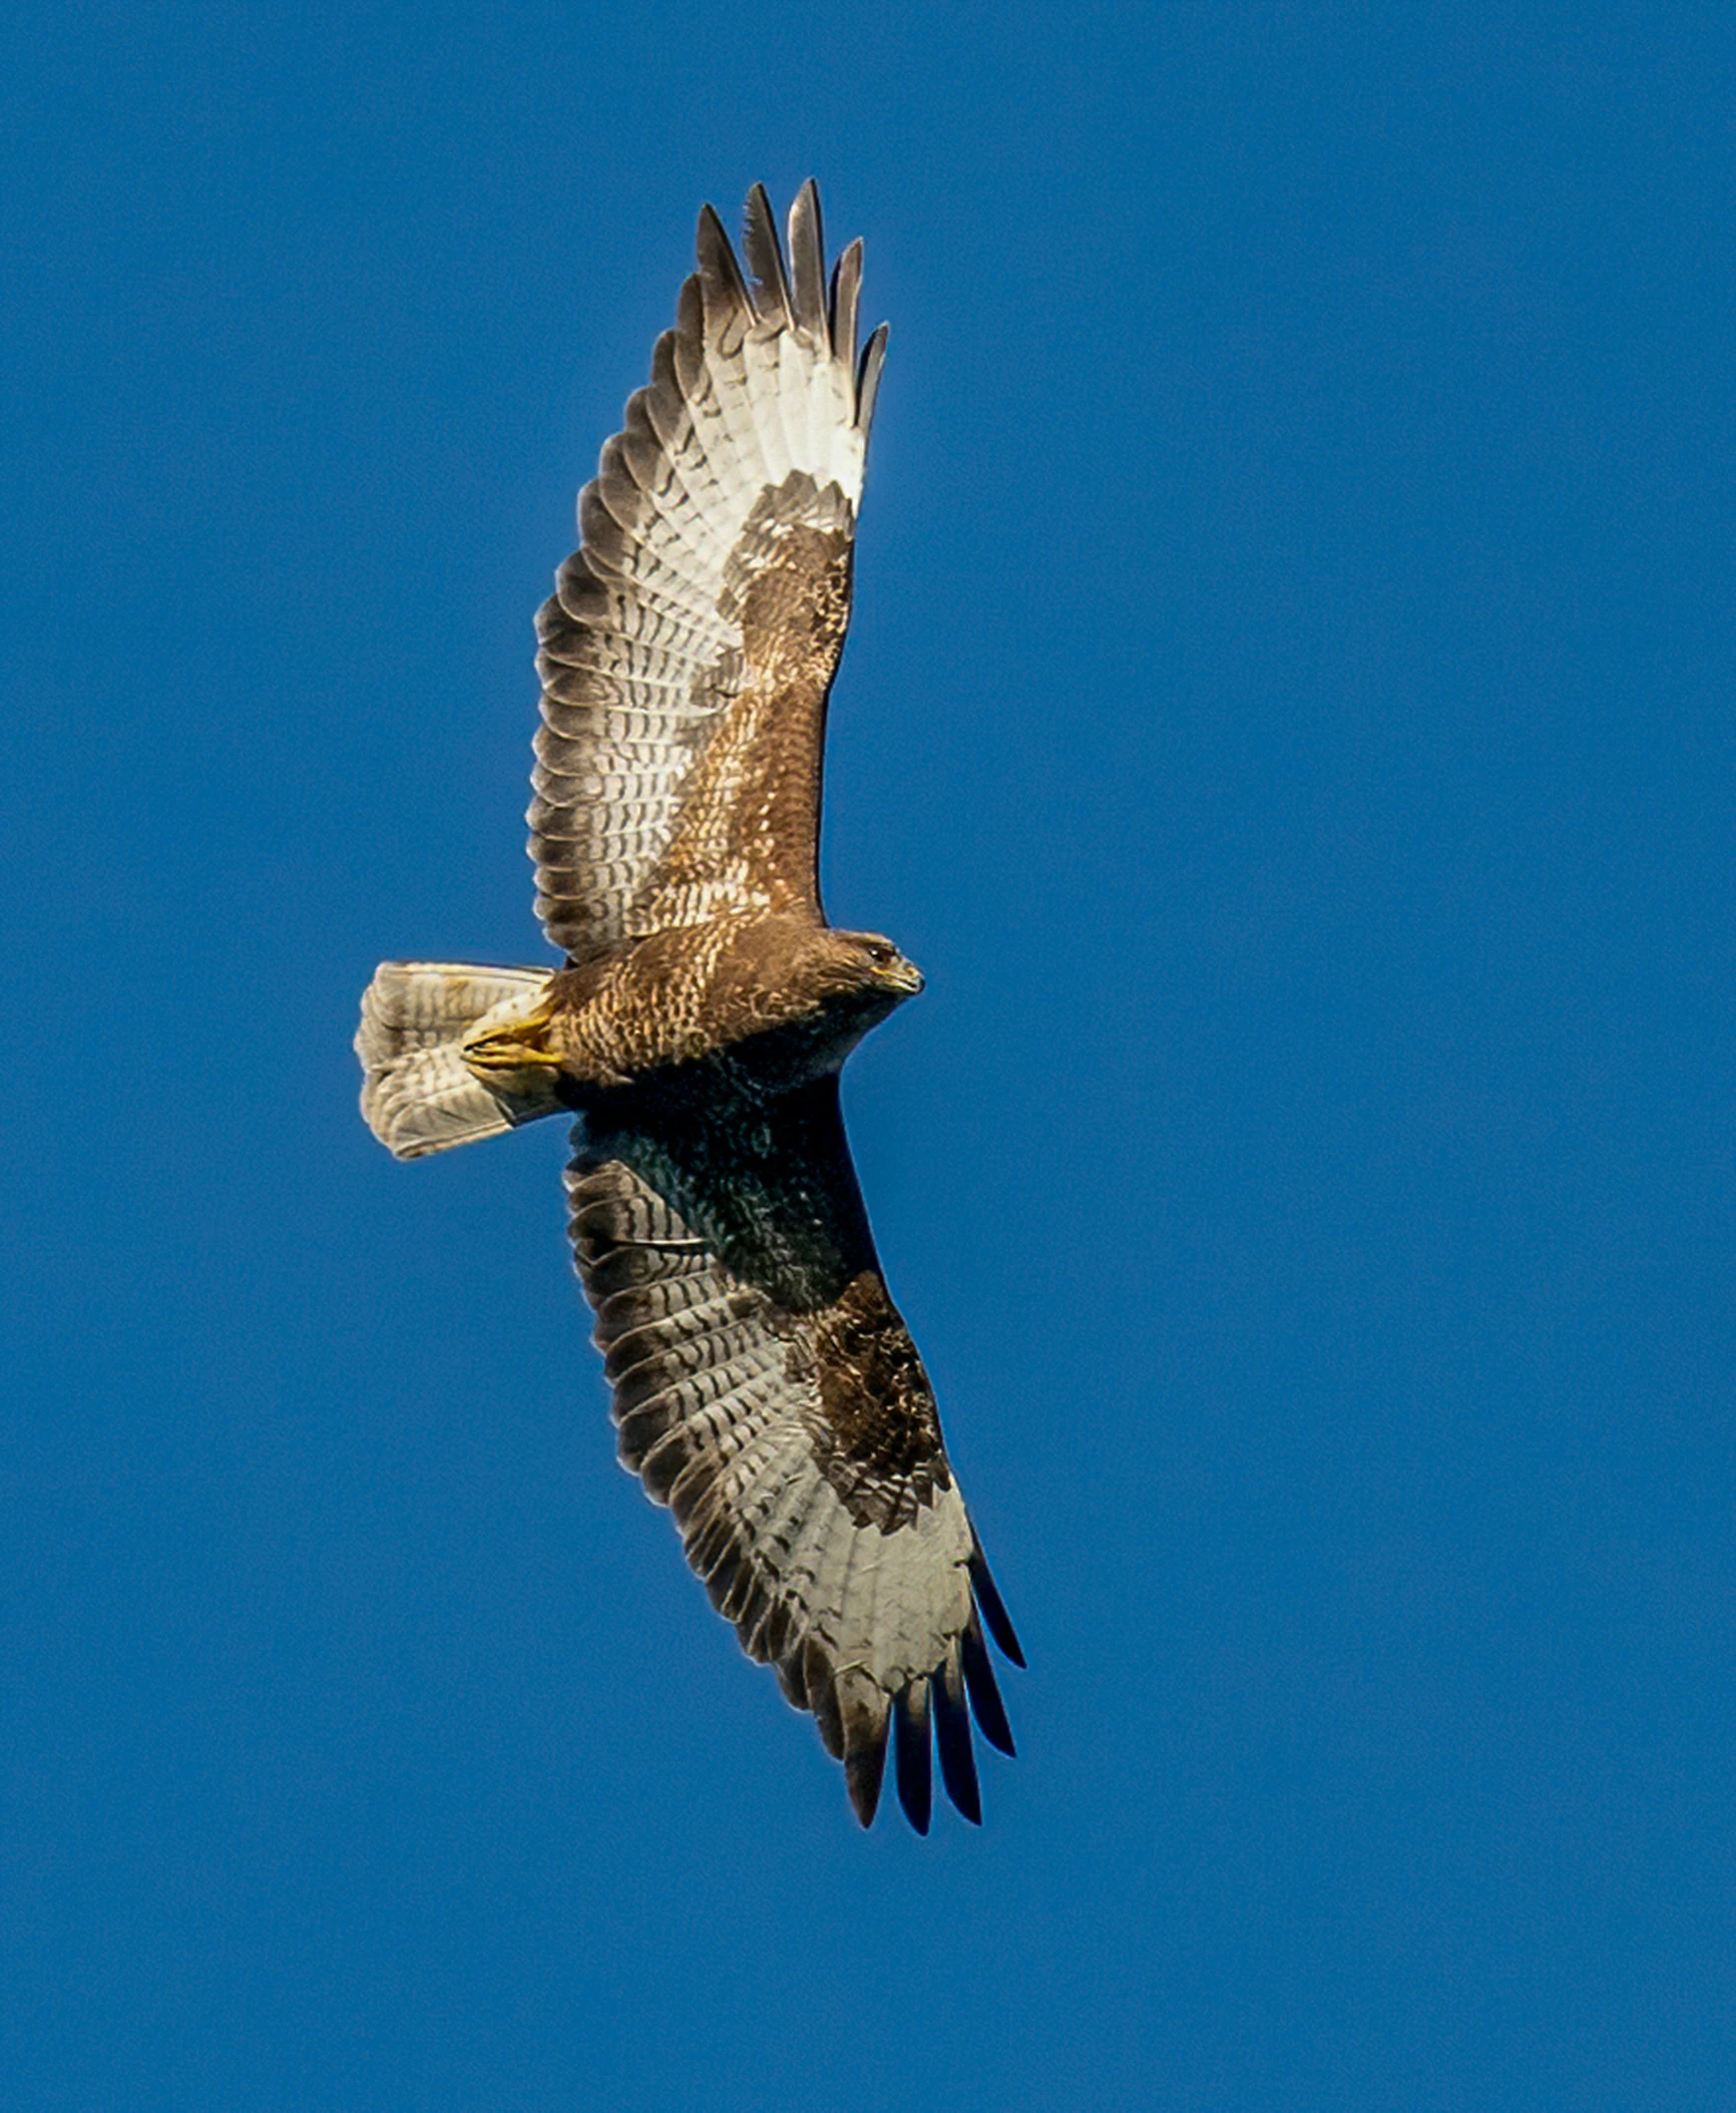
[[563, 1075, 1022, 1831]]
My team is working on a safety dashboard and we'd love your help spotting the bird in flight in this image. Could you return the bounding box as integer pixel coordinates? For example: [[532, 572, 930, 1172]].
[[355, 182, 1021, 1831]]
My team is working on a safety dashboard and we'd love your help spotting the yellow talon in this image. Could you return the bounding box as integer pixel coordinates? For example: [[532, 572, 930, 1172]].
[[460, 1004, 563, 1078]]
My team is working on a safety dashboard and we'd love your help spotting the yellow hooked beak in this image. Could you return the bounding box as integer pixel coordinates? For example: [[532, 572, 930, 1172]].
[[874, 955, 925, 996]]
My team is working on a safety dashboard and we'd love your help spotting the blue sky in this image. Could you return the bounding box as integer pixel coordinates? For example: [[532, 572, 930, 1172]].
[[5, 3, 1733, 2106]]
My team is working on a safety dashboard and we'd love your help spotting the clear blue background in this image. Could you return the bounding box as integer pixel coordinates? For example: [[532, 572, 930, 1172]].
[[5, 4, 1732, 2106]]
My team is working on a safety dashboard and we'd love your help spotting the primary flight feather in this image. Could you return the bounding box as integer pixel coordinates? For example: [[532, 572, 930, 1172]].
[[355, 183, 1021, 1831]]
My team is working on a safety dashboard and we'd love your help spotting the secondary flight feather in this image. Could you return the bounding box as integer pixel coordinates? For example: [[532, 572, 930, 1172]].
[[355, 183, 1021, 1830]]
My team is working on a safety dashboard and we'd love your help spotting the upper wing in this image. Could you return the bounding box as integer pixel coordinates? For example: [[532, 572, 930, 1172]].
[[564, 1077, 1022, 1831], [532, 182, 888, 962]]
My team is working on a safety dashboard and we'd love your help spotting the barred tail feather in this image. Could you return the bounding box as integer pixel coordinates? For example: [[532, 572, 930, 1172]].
[[356, 962, 563, 1160]]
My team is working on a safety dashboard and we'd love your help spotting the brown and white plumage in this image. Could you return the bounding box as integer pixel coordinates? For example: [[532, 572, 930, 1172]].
[[531, 182, 884, 956], [356, 184, 1020, 1830]]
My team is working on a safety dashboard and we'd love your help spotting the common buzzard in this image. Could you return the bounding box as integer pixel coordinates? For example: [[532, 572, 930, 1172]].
[[355, 183, 1021, 1831]]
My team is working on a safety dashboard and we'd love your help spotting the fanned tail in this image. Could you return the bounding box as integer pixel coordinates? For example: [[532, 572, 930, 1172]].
[[356, 962, 563, 1160]]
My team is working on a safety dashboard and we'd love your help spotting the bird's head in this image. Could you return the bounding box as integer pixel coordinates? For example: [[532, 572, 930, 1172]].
[[829, 929, 926, 1002], [787, 927, 925, 1034]]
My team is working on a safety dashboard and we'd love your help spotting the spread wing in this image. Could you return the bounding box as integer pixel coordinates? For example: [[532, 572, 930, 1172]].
[[532, 182, 888, 962], [565, 1078, 1023, 1830]]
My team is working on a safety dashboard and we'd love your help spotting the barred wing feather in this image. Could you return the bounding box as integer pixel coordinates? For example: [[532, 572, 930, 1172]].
[[532, 182, 889, 961], [565, 1079, 1021, 1830]]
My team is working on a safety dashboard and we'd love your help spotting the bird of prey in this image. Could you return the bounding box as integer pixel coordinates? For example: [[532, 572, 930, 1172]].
[[355, 182, 1021, 1831]]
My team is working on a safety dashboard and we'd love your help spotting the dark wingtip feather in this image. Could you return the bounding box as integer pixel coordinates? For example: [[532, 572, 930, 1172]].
[[934, 1649, 982, 1825], [787, 180, 827, 340], [809, 1644, 845, 1760], [894, 1678, 933, 1835], [839, 1671, 891, 1828], [672, 277, 705, 393], [694, 199, 728, 262], [970, 1537, 1026, 1668], [856, 321, 889, 436], [960, 1615, 1017, 1757], [829, 237, 863, 371], [694, 202, 750, 319], [741, 183, 792, 325], [845, 1724, 888, 1828], [774, 1649, 809, 1713]]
